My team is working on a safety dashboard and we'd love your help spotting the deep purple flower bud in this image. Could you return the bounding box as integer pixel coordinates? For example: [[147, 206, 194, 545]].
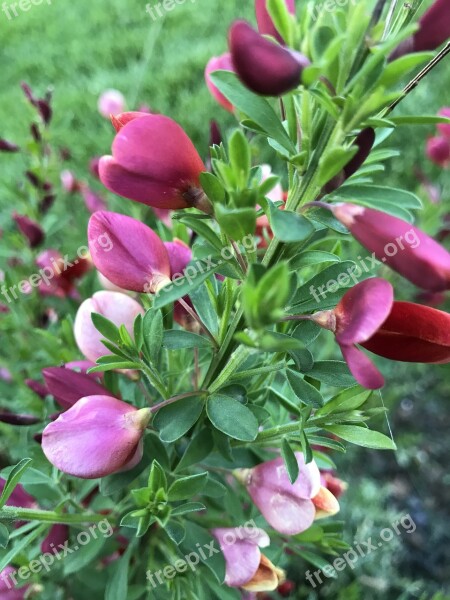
[[210, 120, 222, 147], [41, 524, 69, 554], [25, 171, 42, 189], [80, 184, 108, 213], [25, 378, 49, 399], [229, 21, 309, 96], [30, 123, 41, 143], [330, 203, 450, 291], [74, 291, 144, 363], [236, 453, 337, 535], [414, 0, 450, 52], [88, 211, 171, 293], [42, 366, 115, 410], [89, 157, 101, 179], [164, 239, 192, 278], [0, 411, 40, 426], [39, 194, 56, 214], [0, 139, 19, 153], [12, 213, 44, 248], [0, 479, 36, 509], [211, 527, 285, 591], [42, 395, 151, 478], [426, 136, 450, 167], [255, 0, 296, 43]]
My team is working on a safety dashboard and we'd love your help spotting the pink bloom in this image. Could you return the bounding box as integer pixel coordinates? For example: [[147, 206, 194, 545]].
[[34, 249, 92, 299], [330, 203, 450, 292], [12, 213, 44, 248], [88, 211, 171, 293], [320, 472, 348, 498], [99, 114, 209, 211], [110, 111, 148, 132], [205, 53, 236, 112], [236, 452, 338, 535], [211, 528, 285, 591], [312, 278, 394, 389], [98, 89, 126, 118], [89, 157, 101, 179], [60, 170, 80, 193], [164, 239, 192, 277], [80, 183, 108, 213], [42, 396, 151, 478], [0, 566, 29, 599], [74, 290, 144, 362], [42, 366, 115, 410], [153, 208, 173, 228], [426, 136, 450, 167], [229, 21, 309, 96], [255, 0, 295, 43]]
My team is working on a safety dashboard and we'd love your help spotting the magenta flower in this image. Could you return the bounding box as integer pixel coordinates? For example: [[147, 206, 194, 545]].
[[80, 183, 108, 213], [426, 136, 450, 167], [205, 53, 236, 112], [229, 21, 309, 96], [88, 211, 171, 293], [0, 566, 29, 599], [98, 89, 126, 118], [211, 527, 285, 591], [312, 278, 394, 389], [99, 114, 209, 211], [89, 157, 101, 179], [41, 524, 69, 554], [255, 0, 295, 43], [236, 452, 338, 535], [110, 111, 148, 133], [12, 213, 44, 248], [164, 239, 192, 277], [327, 203, 450, 291], [74, 290, 144, 362], [42, 396, 151, 478], [42, 366, 115, 410]]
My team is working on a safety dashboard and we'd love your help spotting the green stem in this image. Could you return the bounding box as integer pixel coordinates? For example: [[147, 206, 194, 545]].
[[0, 506, 112, 525], [140, 363, 168, 400], [150, 390, 208, 413]]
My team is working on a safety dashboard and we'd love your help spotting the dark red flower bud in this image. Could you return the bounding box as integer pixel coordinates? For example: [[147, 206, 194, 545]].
[[255, 0, 295, 44], [42, 366, 115, 410], [0, 138, 19, 152], [361, 302, 450, 364], [89, 157, 101, 179], [414, 0, 450, 52], [210, 120, 222, 147], [30, 123, 41, 143], [426, 136, 450, 167], [39, 194, 56, 214], [0, 411, 41, 426], [229, 21, 309, 96], [324, 128, 375, 193], [25, 379, 48, 399], [12, 213, 44, 248], [277, 580, 296, 597]]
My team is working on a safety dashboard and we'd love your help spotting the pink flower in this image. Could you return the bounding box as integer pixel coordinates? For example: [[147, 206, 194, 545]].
[[88, 211, 171, 293], [99, 114, 209, 211], [41, 524, 69, 554], [110, 111, 148, 132], [42, 366, 115, 410], [312, 278, 394, 389], [0, 566, 29, 599], [60, 170, 80, 193], [79, 183, 108, 213], [211, 527, 285, 591], [98, 89, 126, 118], [205, 53, 236, 112], [229, 21, 309, 96], [74, 290, 144, 362], [328, 203, 450, 291], [12, 213, 44, 248], [236, 453, 338, 535], [426, 136, 450, 167], [42, 395, 151, 478], [255, 0, 295, 43]]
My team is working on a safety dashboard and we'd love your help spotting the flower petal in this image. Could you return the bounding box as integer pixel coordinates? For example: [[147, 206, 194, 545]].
[[339, 343, 385, 390]]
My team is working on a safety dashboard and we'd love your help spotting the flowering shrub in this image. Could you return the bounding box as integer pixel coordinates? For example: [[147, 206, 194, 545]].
[[0, 1, 450, 598]]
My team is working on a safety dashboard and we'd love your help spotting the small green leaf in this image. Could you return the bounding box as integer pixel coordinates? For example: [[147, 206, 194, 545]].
[[215, 205, 256, 239], [163, 330, 213, 349], [316, 387, 371, 417], [154, 396, 204, 442], [228, 129, 251, 188], [263, 200, 315, 243], [168, 473, 208, 501], [171, 502, 206, 517], [91, 313, 120, 344], [309, 361, 356, 387], [207, 394, 259, 441], [153, 261, 218, 309], [105, 545, 132, 600], [317, 147, 358, 187], [200, 172, 226, 204], [281, 439, 299, 483], [143, 309, 163, 364], [287, 369, 324, 408], [0, 459, 32, 509], [0, 524, 9, 549], [176, 429, 214, 471], [325, 425, 396, 450]]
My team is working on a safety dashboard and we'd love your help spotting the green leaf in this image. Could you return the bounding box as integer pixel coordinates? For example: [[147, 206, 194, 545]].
[[281, 439, 299, 483], [143, 309, 163, 364], [215, 205, 256, 239], [207, 394, 259, 441], [171, 502, 206, 517], [0, 524, 9, 549], [263, 200, 315, 243], [287, 369, 323, 408], [64, 534, 106, 575], [317, 147, 358, 187], [228, 129, 251, 188], [0, 524, 47, 573], [316, 387, 371, 417], [163, 521, 186, 545], [389, 115, 450, 126], [203, 477, 227, 498], [331, 184, 422, 210], [292, 320, 322, 347], [289, 250, 340, 269], [91, 313, 120, 344], [133, 314, 143, 352], [163, 330, 213, 349], [267, 0, 294, 44], [153, 260, 219, 309], [105, 545, 132, 600], [0, 459, 32, 509], [210, 71, 296, 154], [296, 550, 338, 576], [148, 460, 168, 493], [168, 473, 208, 501], [154, 396, 204, 442], [181, 522, 226, 583], [200, 172, 226, 205], [309, 361, 356, 387], [176, 429, 214, 471], [379, 52, 434, 87], [325, 425, 396, 450], [176, 213, 223, 251]]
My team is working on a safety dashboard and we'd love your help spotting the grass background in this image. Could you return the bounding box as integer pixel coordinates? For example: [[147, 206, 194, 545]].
[[0, 0, 450, 598]]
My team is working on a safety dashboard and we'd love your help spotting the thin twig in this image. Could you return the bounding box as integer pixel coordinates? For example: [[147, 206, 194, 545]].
[[150, 390, 208, 413], [177, 297, 219, 349]]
